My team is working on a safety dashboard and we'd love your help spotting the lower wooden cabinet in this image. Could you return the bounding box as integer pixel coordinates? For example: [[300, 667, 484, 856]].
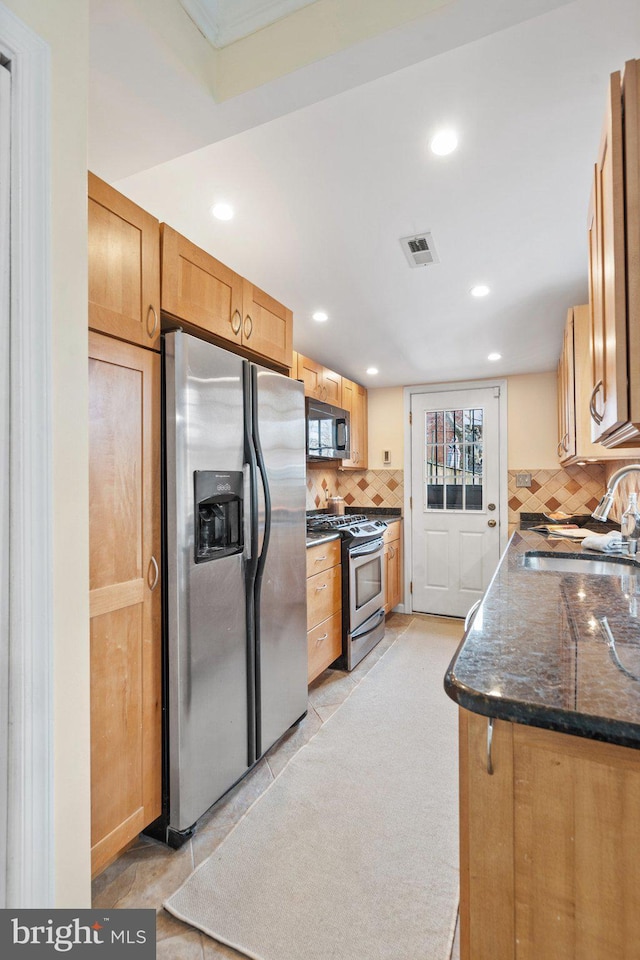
[[459, 708, 640, 960], [306, 539, 342, 683], [88, 332, 161, 876], [383, 520, 402, 613]]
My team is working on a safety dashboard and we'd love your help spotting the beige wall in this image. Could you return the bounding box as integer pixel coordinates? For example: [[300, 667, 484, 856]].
[[368, 371, 559, 471], [367, 387, 406, 469], [5, 0, 91, 906], [215, 0, 448, 100], [507, 371, 558, 469]]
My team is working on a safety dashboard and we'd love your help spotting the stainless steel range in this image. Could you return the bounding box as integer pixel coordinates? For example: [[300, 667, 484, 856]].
[[307, 514, 387, 669]]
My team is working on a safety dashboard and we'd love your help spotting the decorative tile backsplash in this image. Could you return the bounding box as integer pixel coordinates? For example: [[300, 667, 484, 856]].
[[306, 465, 404, 511], [508, 464, 606, 531]]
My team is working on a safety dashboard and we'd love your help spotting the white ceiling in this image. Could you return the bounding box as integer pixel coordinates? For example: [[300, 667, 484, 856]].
[[90, 0, 640, 388]]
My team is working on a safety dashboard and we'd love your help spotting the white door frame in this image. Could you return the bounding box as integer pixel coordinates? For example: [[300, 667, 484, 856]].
[[0, 4, 53, 907], [403, 379, 508, 615]]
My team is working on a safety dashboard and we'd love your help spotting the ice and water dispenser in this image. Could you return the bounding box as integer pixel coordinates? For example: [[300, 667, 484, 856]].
[[194, 470, 244, 563]]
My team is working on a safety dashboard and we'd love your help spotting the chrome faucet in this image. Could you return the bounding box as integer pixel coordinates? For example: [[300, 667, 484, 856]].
[[592, 464, 640, 521]]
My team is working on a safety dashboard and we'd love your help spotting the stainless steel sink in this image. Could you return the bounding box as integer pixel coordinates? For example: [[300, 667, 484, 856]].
[[521, 551, 636, 576]]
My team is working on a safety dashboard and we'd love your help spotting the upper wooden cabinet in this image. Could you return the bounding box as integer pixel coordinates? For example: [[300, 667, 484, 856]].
[[88, 172, 161, 351], [241, 278, 293, 370], [558, 305, 640, 464], [297, 354, 342, 405], [341, 377, 368, 470], [161, 225, 293, 370], [588, 60, 640, 446]]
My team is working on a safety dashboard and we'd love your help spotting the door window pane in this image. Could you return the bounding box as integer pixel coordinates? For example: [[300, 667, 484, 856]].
[[424, 407, 484, 511]]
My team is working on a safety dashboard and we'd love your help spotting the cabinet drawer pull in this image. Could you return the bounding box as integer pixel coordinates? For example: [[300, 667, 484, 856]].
[[487, 717, 495, 776], [589, 380, 604, 425], [244, 314, 253, 339], [314, 555, 327, 562], [557, 439, 564, 457], [316, 632, 329, 643], [147, 304, 158, 339], [231, 309, 242, 335], [316, 583, 327, 591], [562, 431, 569, 452], [148, 555, 159, 592]]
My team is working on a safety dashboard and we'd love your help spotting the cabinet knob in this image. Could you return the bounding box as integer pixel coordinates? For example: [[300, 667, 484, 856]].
[[148, 555, 159, 591], [589, 380, 604, 425], [231, 309, 242, 335], [147, 305, 158, 339]]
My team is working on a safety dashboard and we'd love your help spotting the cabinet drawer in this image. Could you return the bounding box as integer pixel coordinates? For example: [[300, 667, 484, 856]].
[[307, 564, 341, 630], [307, 611, 342, 684], [306, 538, 341, 578], [383, 520, 401, 544]]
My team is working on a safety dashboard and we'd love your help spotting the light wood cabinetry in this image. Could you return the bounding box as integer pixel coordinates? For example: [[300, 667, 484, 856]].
[[296, 353, 342, 405], [161, 225, 293, 370], [341, 378, 368, 469], [306, 539, 342, 683], [557, 305, 640, 463], [459, 709, 640, 960], [588, 59, 640, 447], [88, 332, 161, 876], [383, 521, 402, 613], [88, 173, 160, 351]]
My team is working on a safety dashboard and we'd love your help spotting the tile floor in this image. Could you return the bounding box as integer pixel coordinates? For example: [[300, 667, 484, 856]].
[[92, 613, 461, 960]]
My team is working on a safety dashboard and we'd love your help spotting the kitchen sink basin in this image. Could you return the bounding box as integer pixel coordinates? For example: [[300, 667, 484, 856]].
[[521, 551, 636, 576]]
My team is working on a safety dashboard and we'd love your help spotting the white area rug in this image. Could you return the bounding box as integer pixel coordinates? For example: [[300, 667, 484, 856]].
[[165, 619, 461, 960]]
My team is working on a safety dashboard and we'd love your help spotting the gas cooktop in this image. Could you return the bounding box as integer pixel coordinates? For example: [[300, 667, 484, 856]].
[[307, 513, 387, 545]]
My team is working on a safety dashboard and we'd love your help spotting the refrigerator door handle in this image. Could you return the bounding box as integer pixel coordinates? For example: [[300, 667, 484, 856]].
[[243, 361, 259, 766], [242, 464, 252, 561], [251, 366, 272, 758]]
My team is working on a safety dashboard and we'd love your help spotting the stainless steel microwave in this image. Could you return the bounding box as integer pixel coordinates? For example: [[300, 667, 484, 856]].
[[306, 398, 350, 461]]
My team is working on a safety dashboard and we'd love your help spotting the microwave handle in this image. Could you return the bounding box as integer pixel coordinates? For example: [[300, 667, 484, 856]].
[[336, 418, 347, 451]]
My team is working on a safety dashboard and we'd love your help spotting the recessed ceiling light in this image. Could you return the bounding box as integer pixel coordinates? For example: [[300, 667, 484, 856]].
[[487, 353, 501, 362], [366, 367, 379, 376], [211, 202, 234, 221], [312, 311, 328, 323], [430, 129, 458, 156], [471, 284, 490, 298]]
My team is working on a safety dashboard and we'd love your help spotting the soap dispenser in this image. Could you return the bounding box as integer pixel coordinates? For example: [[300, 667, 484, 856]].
[[621, 491, 640, 555]]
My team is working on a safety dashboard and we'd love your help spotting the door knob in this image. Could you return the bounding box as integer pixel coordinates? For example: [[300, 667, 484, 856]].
[[488, 519, 497, 528]]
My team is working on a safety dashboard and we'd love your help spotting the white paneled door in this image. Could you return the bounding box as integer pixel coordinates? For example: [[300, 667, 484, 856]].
[[410, 386, 502, 618]]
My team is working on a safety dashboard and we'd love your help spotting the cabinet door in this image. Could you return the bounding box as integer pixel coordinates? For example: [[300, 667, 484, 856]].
[[322, 367, 342, 406], [88, 173, 160, 350], [557, 314, 576, 462], [591, 71, 628, 441], [241, 279, 293, 369], [297, 354, 324, 399], [383, 524, 402, 611], [161, 224, 244, 344], [341, 378, 367, 469], [89, 332, 161, 876], [459, 711, 515, 960]]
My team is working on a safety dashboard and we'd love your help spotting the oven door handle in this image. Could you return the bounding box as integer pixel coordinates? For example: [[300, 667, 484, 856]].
[[349, 537, 384, 557], [351, 606, 386, 641]]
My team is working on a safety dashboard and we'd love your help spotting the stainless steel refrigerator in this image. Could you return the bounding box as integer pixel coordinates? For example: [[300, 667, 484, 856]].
[[160, 330, 307, 845]]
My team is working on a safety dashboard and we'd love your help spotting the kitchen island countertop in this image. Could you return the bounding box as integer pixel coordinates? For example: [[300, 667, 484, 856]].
[[444, 529, 640, 749]]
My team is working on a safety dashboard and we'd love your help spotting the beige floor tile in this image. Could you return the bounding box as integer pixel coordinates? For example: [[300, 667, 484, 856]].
[[191, 758, 274, 868], [92, 834, 194, 912], [307, 666, 357, 722], [264, 704, 323, 779], [156, 916, 204, 960]]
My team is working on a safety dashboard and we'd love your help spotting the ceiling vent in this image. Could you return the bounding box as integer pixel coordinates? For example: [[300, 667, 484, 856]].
[[399, 232, 439, 268]]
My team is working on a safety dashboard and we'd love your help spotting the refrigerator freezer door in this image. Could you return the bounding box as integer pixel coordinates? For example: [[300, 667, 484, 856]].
[[165, 332, 250, 833], [253, 367, 308, 754]]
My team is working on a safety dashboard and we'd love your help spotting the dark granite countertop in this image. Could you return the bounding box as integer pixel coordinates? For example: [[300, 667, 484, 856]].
[[306, 530, 341, 548], [444, 529, 640, 749]]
